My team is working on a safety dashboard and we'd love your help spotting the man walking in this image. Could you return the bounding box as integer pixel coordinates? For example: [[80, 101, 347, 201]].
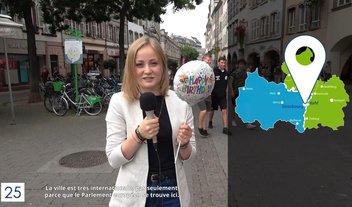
[[208, 56, 232, 135]]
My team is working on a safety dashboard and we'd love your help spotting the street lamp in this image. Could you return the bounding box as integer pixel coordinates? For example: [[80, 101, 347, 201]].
[[0, 14, 23, 125]]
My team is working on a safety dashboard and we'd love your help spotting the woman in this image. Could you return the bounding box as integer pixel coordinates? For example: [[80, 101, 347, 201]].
[[106, 36, 196, 207]]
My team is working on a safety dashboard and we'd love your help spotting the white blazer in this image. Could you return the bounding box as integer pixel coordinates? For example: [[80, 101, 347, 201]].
[[105, 90, 196, 207]]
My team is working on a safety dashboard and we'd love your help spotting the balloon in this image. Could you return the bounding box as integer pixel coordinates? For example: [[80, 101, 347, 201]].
[[173, 60, 215, 106]]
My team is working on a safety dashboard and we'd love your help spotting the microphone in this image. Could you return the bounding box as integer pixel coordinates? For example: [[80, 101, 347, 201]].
[[140, 92, 158, 150]]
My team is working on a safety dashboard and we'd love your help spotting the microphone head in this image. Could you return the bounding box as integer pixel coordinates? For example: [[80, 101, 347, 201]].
[[140, 92, 157, 111]]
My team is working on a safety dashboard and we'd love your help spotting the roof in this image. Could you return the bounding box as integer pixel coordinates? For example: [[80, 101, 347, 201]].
[[171, 35, 202, 48]]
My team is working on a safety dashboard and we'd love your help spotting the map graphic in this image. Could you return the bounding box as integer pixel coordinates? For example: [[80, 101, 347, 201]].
[[235, 48, 350, 133]]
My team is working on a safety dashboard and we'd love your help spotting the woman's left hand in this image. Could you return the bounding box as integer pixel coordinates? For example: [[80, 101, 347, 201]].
[[177, 124, 192, 146]]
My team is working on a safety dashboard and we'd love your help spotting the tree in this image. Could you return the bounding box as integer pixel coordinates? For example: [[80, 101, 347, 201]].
[[167, 59, 178, 77], [181, 45, 199, 62], [40, 0, 203, 75], [1, 0, 41, 102]]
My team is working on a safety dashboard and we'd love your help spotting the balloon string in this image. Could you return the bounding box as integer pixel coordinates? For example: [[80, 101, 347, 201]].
[[175, 105, 188, 164]]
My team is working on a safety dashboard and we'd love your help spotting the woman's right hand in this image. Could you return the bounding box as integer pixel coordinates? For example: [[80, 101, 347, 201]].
[[138, 116, 160, 139]]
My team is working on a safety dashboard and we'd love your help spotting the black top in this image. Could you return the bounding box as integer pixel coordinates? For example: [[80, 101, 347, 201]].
[[212, 66, 228, 97], [143, 96, 175, 174]]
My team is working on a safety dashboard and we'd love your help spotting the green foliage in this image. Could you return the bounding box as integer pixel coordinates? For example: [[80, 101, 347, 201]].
[[40, 0, 203, 73], [0, 0, 33, 18], [181, 45, 199, 61], [40, 0, 203, 30], [67, 28, 82, 38]]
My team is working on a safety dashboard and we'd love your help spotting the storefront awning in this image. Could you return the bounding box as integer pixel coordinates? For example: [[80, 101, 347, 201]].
[[84, 45, 105, 52]]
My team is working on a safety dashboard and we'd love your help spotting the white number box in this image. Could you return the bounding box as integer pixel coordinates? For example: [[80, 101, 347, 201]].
[[1, 183, 25, 202]]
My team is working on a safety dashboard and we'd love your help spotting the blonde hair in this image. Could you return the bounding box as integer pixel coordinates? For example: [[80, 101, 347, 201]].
[[122, 36, 170, 102]]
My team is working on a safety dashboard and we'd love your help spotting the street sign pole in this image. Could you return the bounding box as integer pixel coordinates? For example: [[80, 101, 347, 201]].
[[3, 37, 15, 125], [64, 29, 83, 104], [74, 64, 78, 102]]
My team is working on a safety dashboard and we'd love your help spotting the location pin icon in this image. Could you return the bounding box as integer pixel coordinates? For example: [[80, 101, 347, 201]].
[[284, 35, 326, 103]]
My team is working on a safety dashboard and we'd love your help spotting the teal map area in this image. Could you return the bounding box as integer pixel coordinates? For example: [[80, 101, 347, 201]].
[[235, 70, 306, 132]]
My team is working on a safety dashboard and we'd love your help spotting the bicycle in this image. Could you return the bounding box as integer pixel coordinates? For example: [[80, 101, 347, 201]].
[[52, 83, 103, 116], [39, 80, 60, 113], [87, 76, 121, 109]]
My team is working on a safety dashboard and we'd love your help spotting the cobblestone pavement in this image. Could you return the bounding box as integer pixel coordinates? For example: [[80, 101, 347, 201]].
[[0, 90, 228, 207], [188, 106, 228, 207]]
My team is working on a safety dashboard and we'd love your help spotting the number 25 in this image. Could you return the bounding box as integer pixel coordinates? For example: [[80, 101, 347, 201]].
[[5, 186, 22, 198]]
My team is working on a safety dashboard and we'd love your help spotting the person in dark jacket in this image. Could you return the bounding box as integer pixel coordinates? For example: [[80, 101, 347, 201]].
[[208, 56, 232, 135]]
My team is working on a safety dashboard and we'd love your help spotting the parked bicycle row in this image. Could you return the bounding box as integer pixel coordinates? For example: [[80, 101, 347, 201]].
[[39, 74, 121, 116]]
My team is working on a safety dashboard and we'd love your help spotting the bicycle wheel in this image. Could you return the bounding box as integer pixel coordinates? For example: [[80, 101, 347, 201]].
[[103, 92, 114, 108], [52, 96, 69, 116], [44, 95, 54, 113], [83, 100, 102, 116]]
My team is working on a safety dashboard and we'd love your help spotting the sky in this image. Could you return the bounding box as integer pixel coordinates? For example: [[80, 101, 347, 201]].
[[160, 0, 210, 48]]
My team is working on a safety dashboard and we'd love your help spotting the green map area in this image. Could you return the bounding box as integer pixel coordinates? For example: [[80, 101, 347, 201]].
[[282, 48, 349, 130]]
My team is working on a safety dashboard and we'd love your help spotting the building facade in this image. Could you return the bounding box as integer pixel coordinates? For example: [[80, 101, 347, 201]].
[[219, 0, 229, 63], [247, 0, 284, 74], [283, 0, 352, 83], [0, 1, 165, 90], [212, 0, 223, 62], [171, 34, 203, 63], [227, 0, 284, 73], [283, 0, 328, 65], [207, 0, 352, 83], [0, 9, 129, 89], [160, 29, 181, 67], [326, 0, 352, 84]]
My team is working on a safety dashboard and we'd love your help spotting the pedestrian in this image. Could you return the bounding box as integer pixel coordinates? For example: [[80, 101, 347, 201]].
[[105, 36, 196, 207], [197, 53, 213, 137], [231, 59, 256, 129], [274, 65, 283, 83], [228, 61, 239, 127], [208, 56, 232, 135], [262, 65, 271, 81], [52, 66, 60, 80], [94, 62, 101, 73], [323, 61, 332, 81], [41, 66, 50, 84], [0, 64, 5, 87]]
